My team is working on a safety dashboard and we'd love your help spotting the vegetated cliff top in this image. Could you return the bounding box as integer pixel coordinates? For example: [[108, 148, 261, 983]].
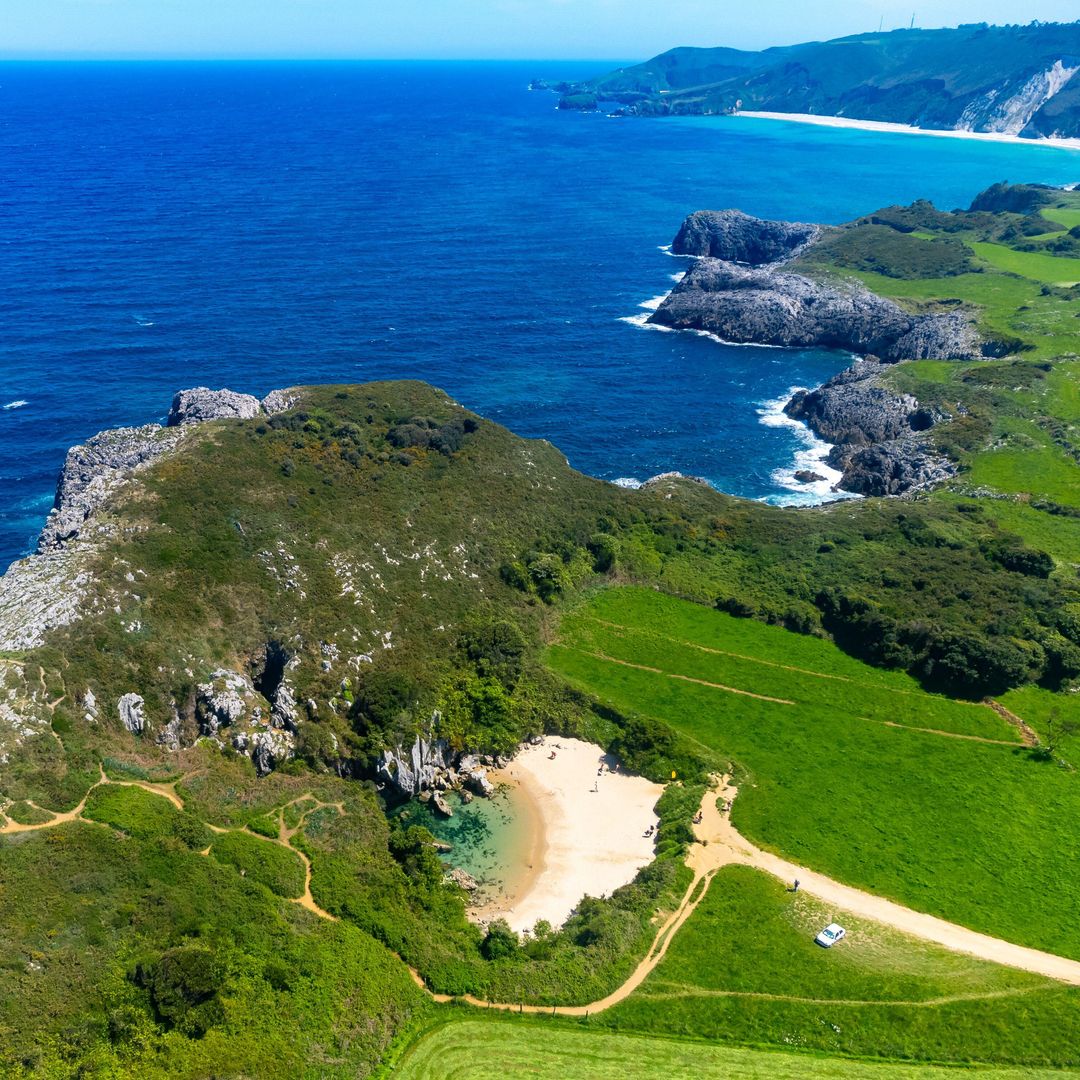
[[557, 22, 1080, 138]]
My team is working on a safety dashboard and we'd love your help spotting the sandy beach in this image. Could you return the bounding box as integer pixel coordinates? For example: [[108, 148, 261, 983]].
[[482, 737, 663, 934], [736, 110, 1080, 152]]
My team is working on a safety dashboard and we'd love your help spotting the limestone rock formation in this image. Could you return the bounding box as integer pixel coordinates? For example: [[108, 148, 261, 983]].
[[117, 693, 146, 735], [39, 424, 185, 551], [377, 733, 455, 797], [650, 258, 981, 361], [196, 669, 262, 736], [785, 360, 955, 496], [672, 209, 819, 264], [167, 387, 262, 426]]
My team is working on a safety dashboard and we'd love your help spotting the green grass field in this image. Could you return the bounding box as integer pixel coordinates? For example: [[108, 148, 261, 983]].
[[600, 866, 1080, 1067], [392, 1017, 1080, 1079], [547, 587, 1080, 961], [969, 241, 1080, 285]]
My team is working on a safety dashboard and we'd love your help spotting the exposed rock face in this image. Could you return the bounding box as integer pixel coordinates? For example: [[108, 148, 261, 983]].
[[197, 670, 261, 736], [785, 360, 955, 496], [378, 734, 454, 797], [650, 258, 982, 361], [432, 791, 453, 817], [39, 425, 184, 551], [250, 729, 292, 776], [672, 210, 819, 264], [167, 387, 262, 427], [830, 437, 958, 497], [193, 667, 296, 773], [117, 693, 146, 735], [0, 386, 305, 653], [261, 387, 303, 415]]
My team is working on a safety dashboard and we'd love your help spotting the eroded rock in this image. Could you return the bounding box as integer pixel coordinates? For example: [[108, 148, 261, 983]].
[[167, 387, 262, 426]]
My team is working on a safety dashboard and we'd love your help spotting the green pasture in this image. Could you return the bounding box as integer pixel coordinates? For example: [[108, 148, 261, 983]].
[[393, 1016, 1080, 1078], [548, 588, 1080, 961], [600, 866, 1080, 1067], [969, 241, 1080, 285]]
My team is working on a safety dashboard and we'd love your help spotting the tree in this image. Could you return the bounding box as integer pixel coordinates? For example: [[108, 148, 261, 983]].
[[1043, 708, 1080, 756]]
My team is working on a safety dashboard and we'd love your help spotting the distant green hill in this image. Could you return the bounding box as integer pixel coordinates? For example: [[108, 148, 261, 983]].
[[554, 22, 1080, 139]]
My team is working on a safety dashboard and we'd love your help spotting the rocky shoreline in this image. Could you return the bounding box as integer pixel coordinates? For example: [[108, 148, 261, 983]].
[[648, 208, 976, 497]]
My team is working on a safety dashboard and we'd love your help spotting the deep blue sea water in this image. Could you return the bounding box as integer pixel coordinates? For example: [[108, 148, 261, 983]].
[[3, 61, 1080, 569]]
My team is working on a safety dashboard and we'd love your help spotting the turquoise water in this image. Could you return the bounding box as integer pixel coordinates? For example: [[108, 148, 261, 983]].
[[395, 786, 533, 903], [3, 61, 1080, 567]]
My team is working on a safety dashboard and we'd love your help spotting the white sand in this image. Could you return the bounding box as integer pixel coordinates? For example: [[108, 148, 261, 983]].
[[487, 737, 663, 934], [736, 110, 1080, 151]]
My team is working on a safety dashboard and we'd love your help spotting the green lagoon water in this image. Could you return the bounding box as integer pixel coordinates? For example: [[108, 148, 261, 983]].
[[395, 787, 533, 905]]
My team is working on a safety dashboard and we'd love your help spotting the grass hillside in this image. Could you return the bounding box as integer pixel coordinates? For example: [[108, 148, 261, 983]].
[[549, 588, 1080, 962]]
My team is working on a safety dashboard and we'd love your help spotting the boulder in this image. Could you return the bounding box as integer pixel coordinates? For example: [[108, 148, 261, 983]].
[[794, 470, 826, 484], [432, 791, 453, 817], [167, 387, 261, 427], [117, 693, 146, 735], [445, 867, 479, 891], [466, 768, 495, 798]]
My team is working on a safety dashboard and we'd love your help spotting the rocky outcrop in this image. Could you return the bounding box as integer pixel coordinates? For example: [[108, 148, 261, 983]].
[[785, 359, 956, 496], [194, 667, 297, 774], [117, 693, 146, 735], [197, 670, 262, 736], [672, 210, 819, 264], [378, 734, 455, 797], [167, 387, 262, 426], [261, 387, 303, 415], [0, 385, 306, 653], [650, 258, 982, 361], [446, 867, 479, 891], [39, 424, 185, 552], [829, 436, 958, 497], [785, 360, 945, 445]]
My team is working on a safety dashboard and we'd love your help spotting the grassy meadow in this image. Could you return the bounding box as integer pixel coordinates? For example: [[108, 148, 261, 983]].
[[548, 587, 1080, 960]]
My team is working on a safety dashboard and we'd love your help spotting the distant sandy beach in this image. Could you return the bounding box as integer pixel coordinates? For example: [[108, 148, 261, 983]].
[[482, 737, 663, 935], [736, 111, 1080, 152]]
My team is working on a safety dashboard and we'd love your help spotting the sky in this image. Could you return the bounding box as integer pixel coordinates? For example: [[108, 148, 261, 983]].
[[1, 0, 1078, 60]]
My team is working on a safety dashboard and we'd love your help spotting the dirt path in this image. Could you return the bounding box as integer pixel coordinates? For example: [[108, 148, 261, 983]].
[[576, 649, 796, 705], [694, 779, 1080, 987], [986, 699, 1040, 747]]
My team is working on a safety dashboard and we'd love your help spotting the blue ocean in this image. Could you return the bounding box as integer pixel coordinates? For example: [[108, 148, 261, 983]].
[[2, 61, 1080, 569]]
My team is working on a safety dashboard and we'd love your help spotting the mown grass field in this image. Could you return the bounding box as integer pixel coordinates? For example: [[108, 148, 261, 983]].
[[600, 865, 1080, 1067], [548, 587, 1080, 961], [392, 1016, 1080, 1079], [969, 241, 1080, 284]]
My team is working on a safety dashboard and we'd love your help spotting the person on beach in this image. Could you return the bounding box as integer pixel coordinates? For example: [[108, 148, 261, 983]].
[[793, 879, 800, 893]]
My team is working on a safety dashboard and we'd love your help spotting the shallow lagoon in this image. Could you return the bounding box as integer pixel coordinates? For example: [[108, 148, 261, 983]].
[[395, 785, 537, 909]]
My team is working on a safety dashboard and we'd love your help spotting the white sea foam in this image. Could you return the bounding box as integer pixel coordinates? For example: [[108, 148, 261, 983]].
[[669, 271, 686, 283], [617, 312, 675, 331], [756, 389, 860, 507], [638, 293, 667, 311], [2, 400, 28, 410]]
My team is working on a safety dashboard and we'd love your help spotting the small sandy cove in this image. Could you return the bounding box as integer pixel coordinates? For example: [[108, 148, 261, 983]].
[[485, 737, 663, 935], [736, 110, 1080, 151]]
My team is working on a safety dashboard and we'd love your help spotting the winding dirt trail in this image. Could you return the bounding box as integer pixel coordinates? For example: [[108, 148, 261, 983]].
[[8, 763, 1080, 1014]]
